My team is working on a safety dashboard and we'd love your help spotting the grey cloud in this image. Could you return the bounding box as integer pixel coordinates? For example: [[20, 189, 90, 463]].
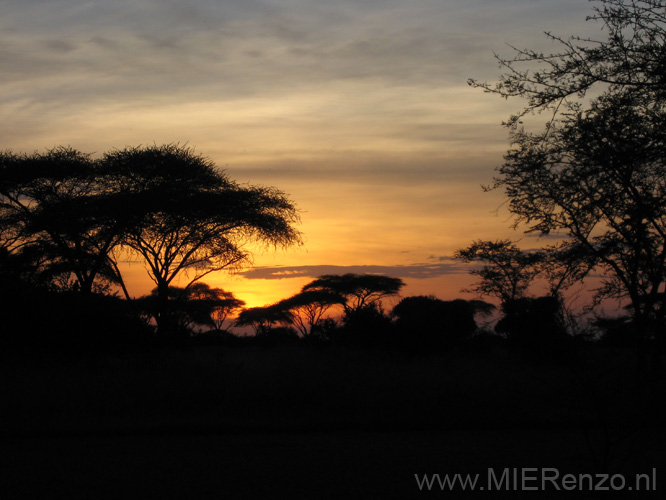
[[1, 0, 578, 109], [89, 36, 120, 50], [227, 154, 500, 187], [0, 0, 601, 147], [384, 123, 505, 144], [240, 262, 467, 281], [42, 39, 77, 53]]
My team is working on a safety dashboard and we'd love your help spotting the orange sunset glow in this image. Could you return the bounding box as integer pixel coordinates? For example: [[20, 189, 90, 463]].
[[5, 2, 666, 499], [1, 0, 598, 309]]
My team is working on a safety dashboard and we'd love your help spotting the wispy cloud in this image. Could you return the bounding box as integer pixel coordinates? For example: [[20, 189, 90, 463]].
[[0, 0, 601, 303], [0, 0, 595, 111], [240, 261, 467, 281]]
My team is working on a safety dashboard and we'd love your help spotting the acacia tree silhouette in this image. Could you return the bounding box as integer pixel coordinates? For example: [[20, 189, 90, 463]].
[[235, 305, 293, 335], [135, 282, 244, 335], [102, 144, 302, 336], [0, 147, 129, 294], [274, 290, 344, 336], [454, 240, 542, 304], [301, 273, 404, 314], [204, 286, 246, 331]]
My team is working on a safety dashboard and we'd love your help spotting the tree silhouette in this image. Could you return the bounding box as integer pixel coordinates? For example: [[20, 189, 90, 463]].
[[136, 282, 242, 335], [472, 0, 666, 359], [470, 0, 666, 124], [492, 92, 666, 355], [0, 148, 127, 294], [454, 240, 542, 304], [302, 273, 404, 314], [496, 296, 569, 354], [102, 144, 301, 335], [201, 286, 246, 332], [275, 290, 344, 336], [235, 305, 292, 335], [392, 296, 495, 349]]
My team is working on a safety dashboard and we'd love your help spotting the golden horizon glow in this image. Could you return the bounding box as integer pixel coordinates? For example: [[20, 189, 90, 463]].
[[2, 0, 600, 310]]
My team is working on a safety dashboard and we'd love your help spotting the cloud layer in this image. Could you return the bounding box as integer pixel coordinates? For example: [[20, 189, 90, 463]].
[[1, 0, 601, 304], [240, 261, 468, 281]]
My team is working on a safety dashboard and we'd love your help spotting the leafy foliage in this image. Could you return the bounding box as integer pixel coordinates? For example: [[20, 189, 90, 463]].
[[103, 145, 301, 325], [102, 144, 300, 333], [496, 92, 666, 334], [0, 143, 301, 341]]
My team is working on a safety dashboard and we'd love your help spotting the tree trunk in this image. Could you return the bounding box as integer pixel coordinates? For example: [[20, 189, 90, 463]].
[[156, 281, 171, 336]]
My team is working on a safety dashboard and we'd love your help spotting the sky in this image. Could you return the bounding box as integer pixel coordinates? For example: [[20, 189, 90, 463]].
[[1, 0, 601, 308]]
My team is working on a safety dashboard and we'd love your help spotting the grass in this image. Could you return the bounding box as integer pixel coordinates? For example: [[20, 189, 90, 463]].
[[1, 343, 663, 432], [1, 342, 665, 498]]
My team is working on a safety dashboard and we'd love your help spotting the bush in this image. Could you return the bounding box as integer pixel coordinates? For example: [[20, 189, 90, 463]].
[[496, 296, 570, 354], [336, 304, 395, 348], [392, 296, 479, 350]]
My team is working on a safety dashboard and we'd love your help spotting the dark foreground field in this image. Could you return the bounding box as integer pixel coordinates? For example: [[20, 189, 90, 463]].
[[2, 344, 665, 499]]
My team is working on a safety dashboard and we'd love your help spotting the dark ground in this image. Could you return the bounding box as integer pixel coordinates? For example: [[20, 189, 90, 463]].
[[2, 344, 665, 499]]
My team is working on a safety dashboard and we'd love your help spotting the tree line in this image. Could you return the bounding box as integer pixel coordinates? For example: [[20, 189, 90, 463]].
[[0, 144, 301, 347], [0, 144, 495, 352], [232, 273, 496, 351], [3, 0, 666, 361]]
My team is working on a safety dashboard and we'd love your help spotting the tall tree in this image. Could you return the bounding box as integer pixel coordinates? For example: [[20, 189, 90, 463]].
[[494, 92, 666, 342], [0, 147, 127, 294], [454, 240, 543, 304], [103, 144, 301, 334], [472, 0, 666, 357]]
